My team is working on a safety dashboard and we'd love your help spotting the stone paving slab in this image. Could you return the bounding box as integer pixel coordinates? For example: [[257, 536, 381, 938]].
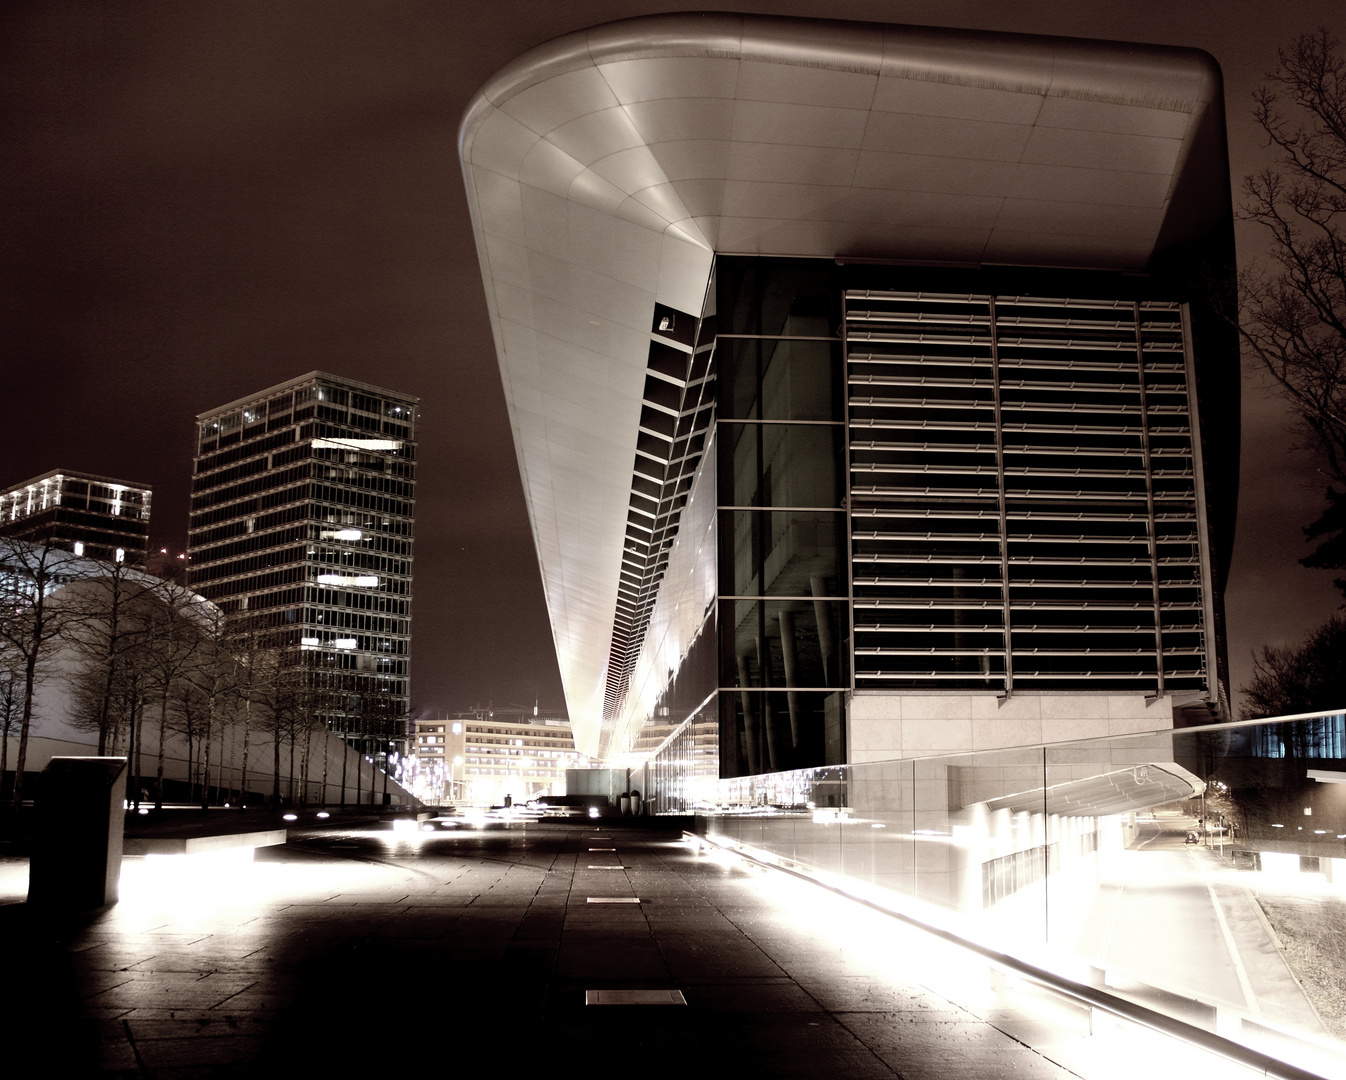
[[0, 821, 1227, 1078]]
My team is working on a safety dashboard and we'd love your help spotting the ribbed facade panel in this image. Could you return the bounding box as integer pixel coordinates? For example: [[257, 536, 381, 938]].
[[846, 290, 1209, 694]]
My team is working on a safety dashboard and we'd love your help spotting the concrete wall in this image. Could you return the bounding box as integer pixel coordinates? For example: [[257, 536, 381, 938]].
[[848, 692, 1176, 763], [4, 728, 413, 807]]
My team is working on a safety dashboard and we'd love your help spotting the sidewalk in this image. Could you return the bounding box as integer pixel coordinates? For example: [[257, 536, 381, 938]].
[[1, 819, 1234, 1079]]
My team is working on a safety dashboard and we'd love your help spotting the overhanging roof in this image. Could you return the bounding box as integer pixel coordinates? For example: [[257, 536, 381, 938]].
[[981, 762, 1205, 817], [458, 12, 1230, 757]]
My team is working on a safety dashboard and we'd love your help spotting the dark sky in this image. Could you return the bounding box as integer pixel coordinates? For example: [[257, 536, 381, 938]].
[[2, 1, 1340, 720]]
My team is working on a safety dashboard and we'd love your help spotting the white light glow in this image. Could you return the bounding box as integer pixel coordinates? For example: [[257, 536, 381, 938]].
[[301, 636, 321, 646], [334, 637, 357, 649], [283, 813, 298, 822], [316, 574, 379, 587], [313, 438, 403, 451], [316, 811, 330, 819]]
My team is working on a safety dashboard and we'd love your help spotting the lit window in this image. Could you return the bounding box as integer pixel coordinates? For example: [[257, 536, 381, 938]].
[[114, 548, 125, 563], [73, 541, 84, 556]]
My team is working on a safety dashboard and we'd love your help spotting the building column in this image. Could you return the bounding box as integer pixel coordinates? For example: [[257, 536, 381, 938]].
[[778, 610, 803, 753], [736, 655, 762, 775]]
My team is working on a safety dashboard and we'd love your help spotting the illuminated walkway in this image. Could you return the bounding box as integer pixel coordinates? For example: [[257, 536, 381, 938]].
[[0, 818, 1248, 1078]]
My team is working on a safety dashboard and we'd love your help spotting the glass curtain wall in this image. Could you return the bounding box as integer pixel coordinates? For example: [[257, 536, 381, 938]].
[[698, 713, 1346, 1079], [717, 259, 850, 777]]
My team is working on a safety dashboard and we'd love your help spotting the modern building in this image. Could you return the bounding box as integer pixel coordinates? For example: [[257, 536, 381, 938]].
[[461, 13, 1239, 805], [410, 705, 591, 805], [0, 469, 152, 564], [188, 371, 418, 768]]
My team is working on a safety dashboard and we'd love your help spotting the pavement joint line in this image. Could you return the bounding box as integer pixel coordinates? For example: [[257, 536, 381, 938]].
[[121, 1018, 150, 1077], [587, 897, 641, 904]]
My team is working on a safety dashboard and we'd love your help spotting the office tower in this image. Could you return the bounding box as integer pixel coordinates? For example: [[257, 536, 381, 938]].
[[0, 468, 152, 564], [188, 372, 417, 765], [461, 14, 1238, 791]]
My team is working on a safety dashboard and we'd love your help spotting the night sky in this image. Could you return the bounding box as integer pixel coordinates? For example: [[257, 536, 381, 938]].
[[2, 1, 1341, 721]]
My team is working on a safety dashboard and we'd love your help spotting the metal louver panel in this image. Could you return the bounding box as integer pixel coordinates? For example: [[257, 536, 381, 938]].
[[845, 290, 1209, 694]]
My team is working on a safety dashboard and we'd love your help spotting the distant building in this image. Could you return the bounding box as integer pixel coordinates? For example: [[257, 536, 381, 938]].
[[0, 469, 151, 565], [187, 371, 419, 770], [410, 705, 592, 805]]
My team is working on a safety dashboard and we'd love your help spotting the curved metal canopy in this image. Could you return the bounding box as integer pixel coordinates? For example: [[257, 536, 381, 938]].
[[459, 12, 1228, 757]]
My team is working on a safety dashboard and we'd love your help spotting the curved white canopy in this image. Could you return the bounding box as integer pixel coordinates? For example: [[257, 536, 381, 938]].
[[458, 12, 1227, 757]]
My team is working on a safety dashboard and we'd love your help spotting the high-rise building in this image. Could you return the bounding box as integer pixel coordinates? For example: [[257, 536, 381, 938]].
[[0, 469, 152, 564], [460, 14, 1240, 791], [188, 372, 418, 765]]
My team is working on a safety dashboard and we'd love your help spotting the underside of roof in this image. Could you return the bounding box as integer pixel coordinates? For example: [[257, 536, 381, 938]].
[[980, 761, 1205, 816], [458, 12, 1230, 758]]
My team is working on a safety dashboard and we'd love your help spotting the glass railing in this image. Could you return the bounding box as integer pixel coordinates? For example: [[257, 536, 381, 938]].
[[694, 712, 1346, 1079]]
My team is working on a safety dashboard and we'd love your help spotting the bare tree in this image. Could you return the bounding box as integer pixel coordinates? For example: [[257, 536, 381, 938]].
[[1242, 615, 1346, 718], [141, 582, 211, 809], [225, 624, 281, 807], [0, 646, 22, 799], [181, 604, 234, 808], [61, 560, 157, 754], [1241, 29, 1346, 589], [0, 535, 88, 811]]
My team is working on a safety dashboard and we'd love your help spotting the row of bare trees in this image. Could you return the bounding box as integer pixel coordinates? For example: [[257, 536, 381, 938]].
[[1, 533, 371, 814]]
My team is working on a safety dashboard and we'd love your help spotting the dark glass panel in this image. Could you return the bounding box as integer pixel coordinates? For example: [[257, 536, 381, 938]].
[[719, 688, 846, 777], [721, 423, 845, 509], [721, 509, 845, 599], [722, 337, 840, 421]]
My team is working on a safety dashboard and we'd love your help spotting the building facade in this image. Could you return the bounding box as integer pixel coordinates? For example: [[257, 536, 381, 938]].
[[459, 14, 1238, 803], [188, 372, 418, 767], [410, 705, 590, 805], [0, 469, 152, 565]]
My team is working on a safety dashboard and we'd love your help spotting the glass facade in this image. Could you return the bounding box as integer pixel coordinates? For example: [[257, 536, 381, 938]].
[[717, 259, 850, 778], [697, 712, 1346, 1077], [188, 372, 417, 765], [634, 257, 1229, 786]]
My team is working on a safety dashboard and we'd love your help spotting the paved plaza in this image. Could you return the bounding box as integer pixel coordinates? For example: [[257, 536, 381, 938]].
[[0, 817, 1250, 1078]]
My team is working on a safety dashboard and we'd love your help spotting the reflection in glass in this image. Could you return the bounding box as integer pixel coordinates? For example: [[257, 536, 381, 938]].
[[722, 423, 845, 509], [724, 509, 845, 598], [696, 714, 1346, 1078], [722, 337, 839, 421]]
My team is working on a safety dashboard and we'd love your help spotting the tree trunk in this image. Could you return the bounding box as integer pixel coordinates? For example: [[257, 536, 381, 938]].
[[11, 649, 38, 812], [321, 728, 331, 808], [340, 734, 348, 807], [155, 686, 169, 810], [272, 714, 281, 809], [133, 694, 145, 807], [200, 707, 213, 809], [239, 700, 252, 806]]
